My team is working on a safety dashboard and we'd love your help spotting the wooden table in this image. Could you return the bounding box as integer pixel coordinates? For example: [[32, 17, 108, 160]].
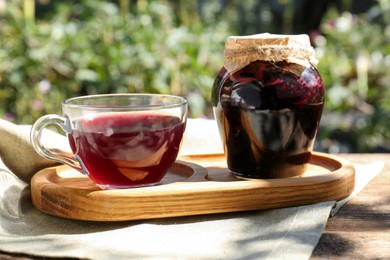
[[312, 154, 390, 259], [1, 153, 389, 259]]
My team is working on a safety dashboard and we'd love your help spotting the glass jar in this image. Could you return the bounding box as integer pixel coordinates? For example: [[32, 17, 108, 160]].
[[212, 33, 325, 179]]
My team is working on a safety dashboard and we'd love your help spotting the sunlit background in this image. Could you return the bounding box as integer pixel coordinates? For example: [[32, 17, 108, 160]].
[[0, 0, 389, 153]]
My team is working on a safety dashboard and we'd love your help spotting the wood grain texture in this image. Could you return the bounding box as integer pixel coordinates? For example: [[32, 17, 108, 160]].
[[30, 152, 355, 221], [311, 154, 390, 259]]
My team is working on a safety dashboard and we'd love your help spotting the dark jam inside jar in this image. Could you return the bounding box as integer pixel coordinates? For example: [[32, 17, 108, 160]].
[[212, 60, 325, 178]]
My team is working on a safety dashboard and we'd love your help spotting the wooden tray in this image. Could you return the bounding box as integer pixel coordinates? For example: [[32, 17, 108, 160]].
[[31, 152, 355, 221]]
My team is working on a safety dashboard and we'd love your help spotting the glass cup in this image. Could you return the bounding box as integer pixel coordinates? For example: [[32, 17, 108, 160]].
[[30, 93, 188, 189]]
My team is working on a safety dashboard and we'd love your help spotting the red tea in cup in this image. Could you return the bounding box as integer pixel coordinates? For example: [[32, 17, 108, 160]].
[[30, 94, 188, 189], [68, 113, 185, 188]]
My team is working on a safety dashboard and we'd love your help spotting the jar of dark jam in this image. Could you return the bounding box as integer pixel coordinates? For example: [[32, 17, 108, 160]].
[[212, 33, 325, 179]]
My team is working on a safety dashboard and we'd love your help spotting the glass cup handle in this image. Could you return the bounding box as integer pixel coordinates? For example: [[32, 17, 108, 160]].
[[30, 114, 86, 174]]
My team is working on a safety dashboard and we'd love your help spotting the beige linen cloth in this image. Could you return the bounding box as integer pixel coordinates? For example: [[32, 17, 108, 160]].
[[0, 118, 383, 260]]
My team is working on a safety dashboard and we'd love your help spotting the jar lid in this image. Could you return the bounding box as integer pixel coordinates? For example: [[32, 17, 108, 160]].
[[223, 33, 317, 73]]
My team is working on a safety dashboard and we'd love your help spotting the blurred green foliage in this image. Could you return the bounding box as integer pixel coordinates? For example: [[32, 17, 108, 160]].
[[315, 0, 390, 152], [0, 0, 389, 152], [0, 0, 228, 121]]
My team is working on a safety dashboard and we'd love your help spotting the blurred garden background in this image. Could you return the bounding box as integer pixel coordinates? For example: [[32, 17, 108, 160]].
[[0, 0, 389, 153]]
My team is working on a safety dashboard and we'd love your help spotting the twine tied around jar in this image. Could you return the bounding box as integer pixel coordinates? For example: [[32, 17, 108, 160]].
[[223, 33, 317, 74]]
